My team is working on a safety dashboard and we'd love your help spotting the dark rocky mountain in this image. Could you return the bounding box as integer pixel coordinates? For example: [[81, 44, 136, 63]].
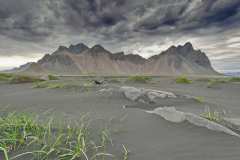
[[110, 52, 146, 65], [12, 42, 218, 75], [145, 42, 217, 75], [68, 43, 89, 54]]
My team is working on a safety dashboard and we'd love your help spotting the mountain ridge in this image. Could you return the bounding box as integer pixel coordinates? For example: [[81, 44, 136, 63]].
[[11, 42, 218, 75]]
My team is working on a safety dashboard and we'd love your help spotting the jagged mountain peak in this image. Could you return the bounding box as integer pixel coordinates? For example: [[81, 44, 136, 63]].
[[164, 42, 194, 53], [70, 43, 88, 48], [110, 52, 146, 64], [54, 43, 89, 55], [12, 42, 218, 75], [69, 43, 89, 54], [91, 44, 106, 50], [182, 42, 194, 50], [89, 45, 110, 54], [57, 46, 68, 52]]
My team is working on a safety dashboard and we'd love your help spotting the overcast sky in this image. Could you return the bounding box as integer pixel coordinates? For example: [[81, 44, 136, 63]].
[[0, 0, 240, 72]]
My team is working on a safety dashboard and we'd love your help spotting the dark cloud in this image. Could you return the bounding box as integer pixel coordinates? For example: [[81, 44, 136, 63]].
[[65, 0, 127, 27], [0, 0, 239, 41], [0, 0, 240, 72]]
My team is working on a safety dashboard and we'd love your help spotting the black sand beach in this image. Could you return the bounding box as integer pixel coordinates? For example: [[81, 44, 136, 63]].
[[1, 76, 240, 160]]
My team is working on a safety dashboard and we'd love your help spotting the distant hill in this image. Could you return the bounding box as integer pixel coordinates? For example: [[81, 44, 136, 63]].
[[11, 42, 218, 75]]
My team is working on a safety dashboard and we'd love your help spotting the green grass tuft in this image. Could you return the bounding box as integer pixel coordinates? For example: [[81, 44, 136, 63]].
[[228, 77, 240, 82], [201, 111, 221, 122], [122, 144, 129, 160], [207, 77, 240, 88], [10, 75, 44, 84], [127, 75, 152, 83], [194, 96, 205, 103], [107, 78, 121, 83], [33, 81, 73, 89], [207, 79, 227, 88], [0, 112, 121, 160], [0, 73, 14, 81], [175, 76, 192, 84], [48, 74, 59, 80]]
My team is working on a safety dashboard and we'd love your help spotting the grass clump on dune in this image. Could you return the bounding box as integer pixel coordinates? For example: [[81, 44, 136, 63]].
[[175, 76, 192, 84], [194, 96, 205, 103], [33, 81, 73, 89], [201, 111, 221, 123], [0, 112, 119, 160], [0, 73, 45, 84], [0, 73, 14, 81], [10, 75, 44, 84], [207, 77, 240, 88], [228, 77, 240, 82], [48, 74, 59, 80], [127, 75, 152, 83], [106, 78, 121, 84], [207, 79, 227, 88], [33, 81, 95, 91]]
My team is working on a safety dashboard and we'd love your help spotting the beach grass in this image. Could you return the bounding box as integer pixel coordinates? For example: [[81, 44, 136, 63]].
[[32, 81, 95, 91], [194, 96, 205, 103], [9, 75, 44, 84], [0, 73, 14, 81], [207, 79, 227, 88], [33, 81, 67, 89], [175, 76, 192, 84], [127, 75, 152, 83], [228, 77, 240, 82], [0, 112, 119, 160], [48, 74, 59, 80], [201, 111, 221, 123]]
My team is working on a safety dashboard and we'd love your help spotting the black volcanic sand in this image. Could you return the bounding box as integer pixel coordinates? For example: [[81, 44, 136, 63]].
[[1, 76, 240, 160]]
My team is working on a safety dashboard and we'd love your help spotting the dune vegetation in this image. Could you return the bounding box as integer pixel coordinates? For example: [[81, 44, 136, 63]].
[[0, 73, 45, 84], [201, 111, 221, 123], [0, 73, 14, 81], [10, 75, 44, 84], [127, 75, 152, 83], [175, 76, 192, 84], [48, 74, 59, 81], [0, 112, 126, 160], [32, 81, 95, 91]]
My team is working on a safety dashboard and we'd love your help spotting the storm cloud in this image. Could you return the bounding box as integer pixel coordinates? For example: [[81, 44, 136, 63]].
[[0, 0, 240, 72]]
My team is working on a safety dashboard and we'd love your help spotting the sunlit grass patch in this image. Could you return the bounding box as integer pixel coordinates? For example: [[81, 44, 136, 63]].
[[175, 76, 192, 84], [33, 81, 78, 89], [207, 77, 240, 88], [106, 78, 121, 83], [48, 74, 59, 80], [0, 73, 14, 81], [228, 77, 240, 82], [201, 111, 221, 123], [194, 96, 205, 103], [122, 144, 129, 160], [0, 112, 122, 160], [10, 75, 44, 84], [127, 75, 152, 83], [0, 73, 44, 84], [33, 81, 96, 92], [207, 79, 227, 88]]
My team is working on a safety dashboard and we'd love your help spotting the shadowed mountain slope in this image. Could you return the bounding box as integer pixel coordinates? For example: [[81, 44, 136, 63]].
[[12, 42, 218, 75]]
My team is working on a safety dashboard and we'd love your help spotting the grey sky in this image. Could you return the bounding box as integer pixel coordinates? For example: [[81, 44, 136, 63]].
[[0, 0, 240, 72]]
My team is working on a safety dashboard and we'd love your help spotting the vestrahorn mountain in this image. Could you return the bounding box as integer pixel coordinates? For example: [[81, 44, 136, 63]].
[[13, 42, 218, 75]]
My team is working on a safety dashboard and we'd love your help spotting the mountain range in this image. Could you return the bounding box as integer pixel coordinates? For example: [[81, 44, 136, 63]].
[[12, 42, 218, 75]]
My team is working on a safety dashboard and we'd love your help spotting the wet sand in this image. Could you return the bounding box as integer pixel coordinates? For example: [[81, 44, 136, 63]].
[[1, 76, 240, 160]]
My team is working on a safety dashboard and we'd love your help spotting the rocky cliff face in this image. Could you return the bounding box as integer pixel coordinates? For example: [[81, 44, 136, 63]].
[[13, 42, 218, 75], [144, 42, 217, 75]]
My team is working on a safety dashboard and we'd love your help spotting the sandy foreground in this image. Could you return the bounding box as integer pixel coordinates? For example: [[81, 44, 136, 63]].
[[1, 76, 240, 160]]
